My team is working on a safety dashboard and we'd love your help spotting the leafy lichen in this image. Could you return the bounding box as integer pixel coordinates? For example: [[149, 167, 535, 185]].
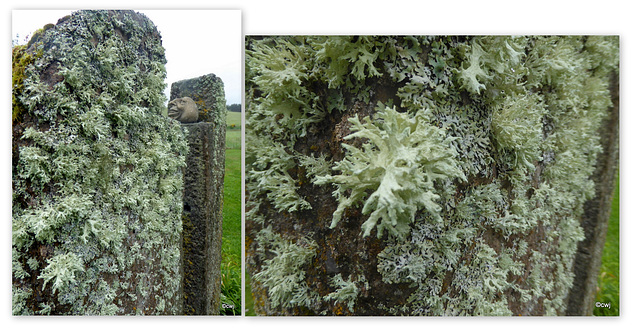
[[323, 274, 367, 313], [456, 39, 491, 94], [253, 226, 319, 310], [12, 10, 187, 315], [317, 102, 465, 238], [491, 93, 546, 172], [38, 252, 84, 295], [245, 35, 619, 316], [246, 132, 312, 213]]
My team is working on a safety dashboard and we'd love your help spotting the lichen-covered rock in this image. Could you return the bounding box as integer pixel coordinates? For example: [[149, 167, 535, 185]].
[[245, 36, 619, 316], [169, 74, 226, 315], [181, 122, 225, 315], [12, 10, 187, 315]]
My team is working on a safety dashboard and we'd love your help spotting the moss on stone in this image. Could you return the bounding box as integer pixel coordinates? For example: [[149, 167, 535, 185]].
[[11, 45, 37, 124]]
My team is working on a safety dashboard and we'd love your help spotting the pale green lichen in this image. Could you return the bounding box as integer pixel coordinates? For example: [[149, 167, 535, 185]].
[[12, 287, 33, 315], [322, 274, 367, 313], [38, 252, 84, 294], [317, 102, 466, 238], [245, 36, 392, 214], [246, 132, 312, 212], [253, 226, 319, 310], [298, 153, 332, 181], [491, 93, 546, 172], [12, 10, 187, 315], [246, 35, 619, 316], [455, 36, 527, 96], [246, 37, 324, 143], [246, 36, 389, 146], [310, 36, 385, 85], [456, 39, 491, 94], [375, 35, 615, 315]]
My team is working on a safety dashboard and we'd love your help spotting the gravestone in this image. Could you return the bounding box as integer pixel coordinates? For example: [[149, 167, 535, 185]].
[[170, 74, 226, 315], [12, 10, 186, 315]]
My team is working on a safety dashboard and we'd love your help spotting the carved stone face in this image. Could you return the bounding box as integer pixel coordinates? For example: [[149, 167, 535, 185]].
[[168, 97, 198, 123]]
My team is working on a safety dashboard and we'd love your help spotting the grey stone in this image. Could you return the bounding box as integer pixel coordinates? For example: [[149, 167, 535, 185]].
[[566, 73, 619, 316], [12, 10, 185, 315], [170, 73, 226, 126], [174, 74, 226, 314]]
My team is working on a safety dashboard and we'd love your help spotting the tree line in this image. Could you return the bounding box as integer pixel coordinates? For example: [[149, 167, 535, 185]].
[[226, 103, 241, 112]]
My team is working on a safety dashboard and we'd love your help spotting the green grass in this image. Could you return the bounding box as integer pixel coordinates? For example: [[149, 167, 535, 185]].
[[225, 111, 241, 150], [226, 111, 241, 128], [220, 112, 242, 315], [245, 271, 256, 316], [593, 173, 619, 316], [226, 129, 241, 150]]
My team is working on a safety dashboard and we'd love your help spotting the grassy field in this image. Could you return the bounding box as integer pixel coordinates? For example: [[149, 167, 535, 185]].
[[220, 110, 242, 315], [226, 111, 241, 150], [593, 173, 620, 316], [226, 110, 241, 127]]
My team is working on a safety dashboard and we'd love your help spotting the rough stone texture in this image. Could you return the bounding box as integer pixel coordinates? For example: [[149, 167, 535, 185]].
[[12, 10, 186, 315], [566, 73, 620, 316], [170, 73, 226, 126], [172, 74, 226, 314], [245, 36, 619, 316]]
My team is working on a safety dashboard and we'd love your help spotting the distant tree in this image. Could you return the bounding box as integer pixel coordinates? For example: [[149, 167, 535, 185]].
[[227, 103, 241, 112]]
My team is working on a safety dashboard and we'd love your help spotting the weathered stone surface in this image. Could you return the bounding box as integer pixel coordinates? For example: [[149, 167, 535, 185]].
[[566, 73, 620, 316], [175, 79, 226, 314], [170, 73, 226, 126], [245, 36, 619, 316], [12, 10, 186, 315]]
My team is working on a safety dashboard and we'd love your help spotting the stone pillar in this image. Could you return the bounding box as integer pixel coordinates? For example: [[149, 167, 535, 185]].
[[171, 75, 226, 315], [566, 73, 620, 315], [171, 74, 227, 127], [12, 10, 185, 315]]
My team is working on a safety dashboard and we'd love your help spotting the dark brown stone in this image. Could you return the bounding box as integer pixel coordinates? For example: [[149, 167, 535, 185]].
[[170, 74, 226, 314], [180, 121, 225, 315]]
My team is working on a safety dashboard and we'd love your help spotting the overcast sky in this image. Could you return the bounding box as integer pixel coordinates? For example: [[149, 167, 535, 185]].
[[12, 9, 242, 105]]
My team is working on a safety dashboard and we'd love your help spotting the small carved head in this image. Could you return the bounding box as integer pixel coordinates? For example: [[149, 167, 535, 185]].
[[168, 97, 198, 123]]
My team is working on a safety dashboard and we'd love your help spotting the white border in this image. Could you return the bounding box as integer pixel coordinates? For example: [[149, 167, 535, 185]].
[[4, 1, 638, 331]]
